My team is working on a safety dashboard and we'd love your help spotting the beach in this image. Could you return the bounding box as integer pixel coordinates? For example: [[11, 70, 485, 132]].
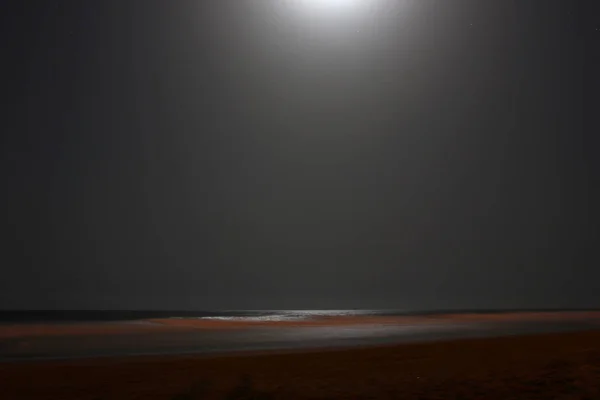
[[1, 330, 600, 399]]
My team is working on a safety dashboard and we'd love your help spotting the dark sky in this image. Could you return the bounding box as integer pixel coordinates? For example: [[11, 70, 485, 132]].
[[1, 0, 599, 310]]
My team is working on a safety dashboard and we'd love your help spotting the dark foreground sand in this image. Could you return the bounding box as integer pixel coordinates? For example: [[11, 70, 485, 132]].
[[2, 330, 600, 400]]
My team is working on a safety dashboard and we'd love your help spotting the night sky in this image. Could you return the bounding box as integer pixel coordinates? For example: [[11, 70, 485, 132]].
[[1, 0, 599, 310]]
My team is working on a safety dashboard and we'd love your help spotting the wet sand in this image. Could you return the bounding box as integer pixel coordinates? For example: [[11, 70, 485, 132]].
[[1, 330, 600, 399]]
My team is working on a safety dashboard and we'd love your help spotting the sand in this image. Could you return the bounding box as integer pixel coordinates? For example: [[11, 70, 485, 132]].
[[1, 330, 600, 399]]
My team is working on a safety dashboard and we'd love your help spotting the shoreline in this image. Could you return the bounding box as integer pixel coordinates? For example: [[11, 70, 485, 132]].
[[1, 311, 599, 339]]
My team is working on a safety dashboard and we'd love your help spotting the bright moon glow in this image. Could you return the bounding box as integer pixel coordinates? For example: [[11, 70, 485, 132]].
[[306, 0, 358, 9], [299, 0, 366, 15]]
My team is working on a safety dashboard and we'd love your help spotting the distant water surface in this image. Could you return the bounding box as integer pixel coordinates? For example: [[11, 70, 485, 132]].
[[1, 309, 600, 361], [1, 308, 599, 324]]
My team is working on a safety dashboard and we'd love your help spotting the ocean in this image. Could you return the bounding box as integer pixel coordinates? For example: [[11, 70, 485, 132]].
[[1, 308, 598, 324], [2, 309, 600, 361]]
